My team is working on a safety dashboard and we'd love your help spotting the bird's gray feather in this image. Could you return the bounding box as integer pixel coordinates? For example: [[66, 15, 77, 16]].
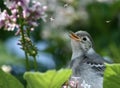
[[69, 53, 105, 77], [69, 53, 105, 88], [69, 30, 106, 88]]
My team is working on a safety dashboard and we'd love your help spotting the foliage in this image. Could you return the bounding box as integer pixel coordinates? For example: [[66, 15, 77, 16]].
[[0, 0, 120, 88], [0, 69, 24, 88], [24, 69, 72, 88], [103, 64, 120, 88], [0, 69, 71, 88]]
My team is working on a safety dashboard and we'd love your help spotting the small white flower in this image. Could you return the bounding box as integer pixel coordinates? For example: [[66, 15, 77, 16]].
[[43, 6, 47, 11], [69, 77, 80, 88], [17, 1, 22, 6], [4, 0, 16, 9], [30, 28, 34, 31], [7, 23, 17, 31], [62, 86, 68, 88], [81, 80, 91, 88], [0, 10, 7, 21], [1, 65, 12, 73], [12, 18, 17, 22], [69, 80, 77, 87], [22, 10, 30, 18], [11, 9, 18, 14]]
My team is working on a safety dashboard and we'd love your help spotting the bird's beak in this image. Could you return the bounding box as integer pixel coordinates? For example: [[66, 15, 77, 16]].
[[69, 32, 81, 41]]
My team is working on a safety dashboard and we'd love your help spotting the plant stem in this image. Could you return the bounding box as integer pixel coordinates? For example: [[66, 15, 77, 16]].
[[20, 27, 30, 71], [33, 56, 38, 71], [26, 28, 30, 37], [25, 52, 30, 71]]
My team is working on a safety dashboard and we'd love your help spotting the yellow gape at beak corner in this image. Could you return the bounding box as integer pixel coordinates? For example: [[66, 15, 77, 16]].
[[69, 32, 81, 41]]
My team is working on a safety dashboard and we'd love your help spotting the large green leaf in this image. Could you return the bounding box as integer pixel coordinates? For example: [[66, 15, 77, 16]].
[[24, 69, 72, 88], [103, 64, 120, 88], [0, 69, 24, 88]]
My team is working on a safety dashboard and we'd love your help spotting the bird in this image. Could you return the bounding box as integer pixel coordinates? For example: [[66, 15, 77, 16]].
[[68, 30, 106, 88]]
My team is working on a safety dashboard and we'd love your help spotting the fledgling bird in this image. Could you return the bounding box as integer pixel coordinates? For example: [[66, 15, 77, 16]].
[[68, 31, 106, 88]]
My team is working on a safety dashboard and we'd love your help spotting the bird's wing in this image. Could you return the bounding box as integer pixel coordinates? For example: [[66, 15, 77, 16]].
[[82, 53, 106, 72]]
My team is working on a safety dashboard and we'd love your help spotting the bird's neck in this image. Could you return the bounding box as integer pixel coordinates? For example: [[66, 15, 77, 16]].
[[87, 48, 96, 55], [71, 48, 84, 60], [71, 48, 95, 60]]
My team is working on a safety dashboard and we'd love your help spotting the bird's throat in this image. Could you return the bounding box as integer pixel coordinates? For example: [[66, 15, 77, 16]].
[[71, 48, 95, 60], [71, 49, 84, 60]]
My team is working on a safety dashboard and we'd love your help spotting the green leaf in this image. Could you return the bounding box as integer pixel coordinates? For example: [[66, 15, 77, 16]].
[[0, 69, 24, 88], [24, 69, 72, 88], [103, 64, 120, 88]]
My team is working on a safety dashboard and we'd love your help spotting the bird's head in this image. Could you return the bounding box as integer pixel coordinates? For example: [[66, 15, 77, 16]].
[[69, 31, 93, 54]]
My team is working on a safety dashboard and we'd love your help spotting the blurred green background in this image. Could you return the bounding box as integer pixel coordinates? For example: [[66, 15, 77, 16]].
[[0, 0, 120, 73]]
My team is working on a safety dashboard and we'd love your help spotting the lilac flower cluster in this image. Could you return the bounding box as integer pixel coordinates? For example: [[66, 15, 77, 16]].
[[0, 0, 47, 31]]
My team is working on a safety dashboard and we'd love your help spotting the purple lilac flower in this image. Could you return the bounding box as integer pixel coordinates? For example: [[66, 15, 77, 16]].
[[0, 10, 8, 28], [4, 0, 30, 10], [0, 0, 47, 31], [0, 9, 19, 31], [23, 1, 47, 27]]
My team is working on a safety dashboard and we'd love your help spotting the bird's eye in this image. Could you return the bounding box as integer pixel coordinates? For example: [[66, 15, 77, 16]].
[[82, 37, 87, 41]]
